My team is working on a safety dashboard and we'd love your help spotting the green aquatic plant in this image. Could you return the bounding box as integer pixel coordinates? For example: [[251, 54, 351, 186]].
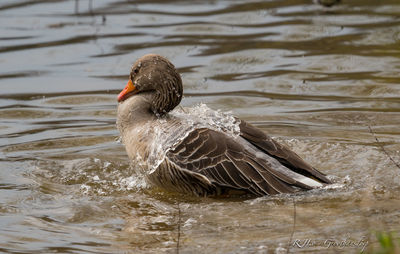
[[368, 231, 400, 254]]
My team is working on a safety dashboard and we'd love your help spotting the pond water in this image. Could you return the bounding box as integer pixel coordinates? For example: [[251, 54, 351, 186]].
[[1, 0, 400, 253]]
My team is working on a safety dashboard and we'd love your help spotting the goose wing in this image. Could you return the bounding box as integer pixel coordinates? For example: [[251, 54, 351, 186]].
[[238, 120, 331, 184], [166, 127, 320, 196]]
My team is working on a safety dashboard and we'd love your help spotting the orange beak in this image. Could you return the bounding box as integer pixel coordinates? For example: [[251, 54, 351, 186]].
[[118, 80, 137, 102]]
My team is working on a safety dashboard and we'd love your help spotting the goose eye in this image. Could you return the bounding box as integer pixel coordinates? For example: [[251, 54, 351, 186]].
[[130, 68, 139, 79]]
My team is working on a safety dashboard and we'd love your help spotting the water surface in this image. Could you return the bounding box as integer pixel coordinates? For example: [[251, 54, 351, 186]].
[[1, 0, 400, 253]]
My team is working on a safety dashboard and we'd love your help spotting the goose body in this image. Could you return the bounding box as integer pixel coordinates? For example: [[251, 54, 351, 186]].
[[117, 54, 331, 196]]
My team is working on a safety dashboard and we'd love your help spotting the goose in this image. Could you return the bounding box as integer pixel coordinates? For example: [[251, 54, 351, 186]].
[[117, 54, 331, 197]]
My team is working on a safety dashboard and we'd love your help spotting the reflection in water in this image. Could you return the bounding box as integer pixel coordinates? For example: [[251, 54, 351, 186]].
[[0, 0, 400, 253]]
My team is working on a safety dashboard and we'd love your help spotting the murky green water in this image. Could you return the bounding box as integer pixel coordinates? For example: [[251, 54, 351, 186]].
[[1, 0, 400, 253]]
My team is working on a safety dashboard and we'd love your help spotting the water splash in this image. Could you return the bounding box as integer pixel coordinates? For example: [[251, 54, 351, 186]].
[[33, 158, 148, 196], [172, 103, 241, 137], [131, 103, 241, 175]]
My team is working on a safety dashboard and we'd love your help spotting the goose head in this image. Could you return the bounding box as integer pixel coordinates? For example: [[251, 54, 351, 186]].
[[118, 54, 183, 115]]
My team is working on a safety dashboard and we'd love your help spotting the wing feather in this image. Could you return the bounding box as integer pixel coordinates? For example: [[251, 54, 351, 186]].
[[165, 125, 328, 196], [238, 120, 331, 184]]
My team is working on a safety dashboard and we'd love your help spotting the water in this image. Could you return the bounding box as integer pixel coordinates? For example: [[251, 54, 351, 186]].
[[1, 0, 400, 253]]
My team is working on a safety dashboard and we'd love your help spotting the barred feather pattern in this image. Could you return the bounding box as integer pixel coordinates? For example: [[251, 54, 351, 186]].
[[162, 127, 327, 196], [147, 158, 217, 196], [159, 123, 331, 196]]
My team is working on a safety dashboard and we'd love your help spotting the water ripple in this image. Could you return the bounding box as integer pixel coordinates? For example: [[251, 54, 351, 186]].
[[0, 0, 400, 253]]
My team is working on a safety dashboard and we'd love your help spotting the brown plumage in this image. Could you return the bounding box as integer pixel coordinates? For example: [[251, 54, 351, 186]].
[[117, 54, 331, 197]]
